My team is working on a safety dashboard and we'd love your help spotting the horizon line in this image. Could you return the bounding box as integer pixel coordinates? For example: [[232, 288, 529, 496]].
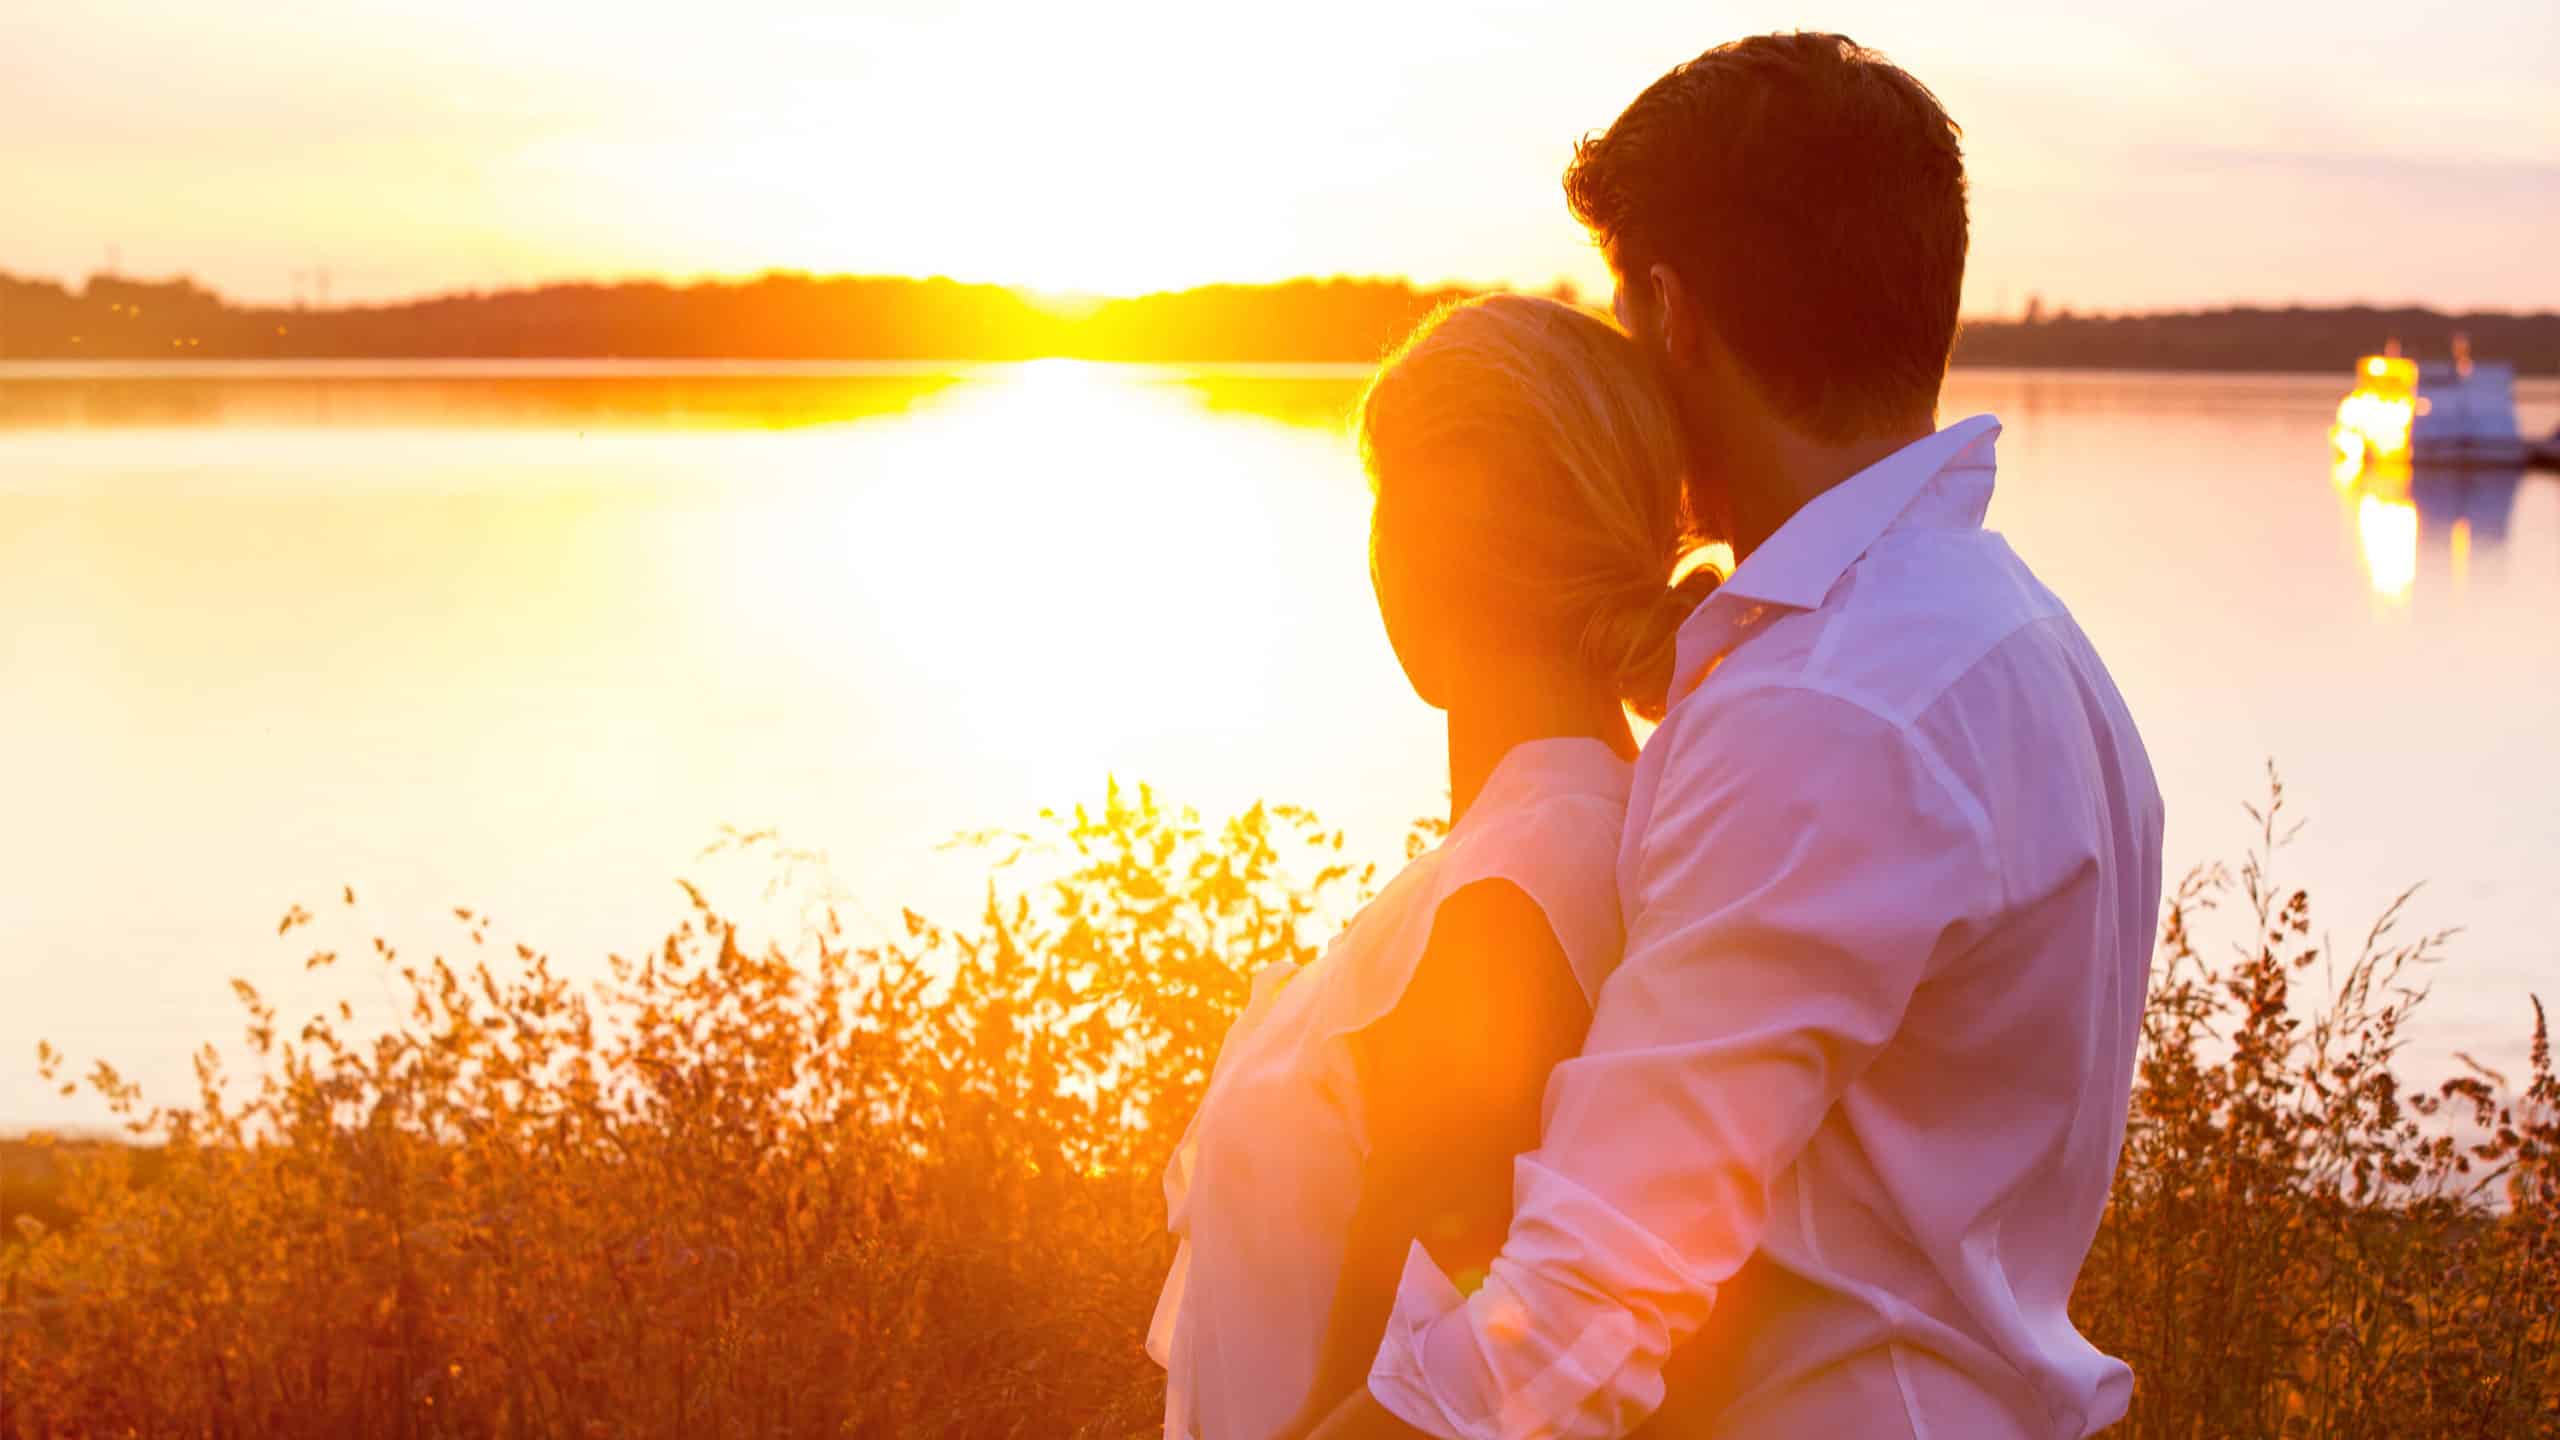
[[8, 263, 2558, 325]]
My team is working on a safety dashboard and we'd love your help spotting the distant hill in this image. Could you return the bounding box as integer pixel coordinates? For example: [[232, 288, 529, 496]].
[[3, 268, 2554, 373]]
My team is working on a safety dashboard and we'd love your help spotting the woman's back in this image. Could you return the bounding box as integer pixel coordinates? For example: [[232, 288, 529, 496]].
[[1151, 737, 1631, 1440]]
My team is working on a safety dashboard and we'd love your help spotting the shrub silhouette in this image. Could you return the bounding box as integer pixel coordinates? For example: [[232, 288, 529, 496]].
[[3, 773, 2552, 1438]]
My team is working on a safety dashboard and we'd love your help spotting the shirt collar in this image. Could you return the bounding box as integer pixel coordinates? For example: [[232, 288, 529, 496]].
[[1671, 413, 2003, 695]]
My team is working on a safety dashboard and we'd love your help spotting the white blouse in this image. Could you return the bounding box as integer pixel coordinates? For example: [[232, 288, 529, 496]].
[[1148, 736, 1633, 1440]]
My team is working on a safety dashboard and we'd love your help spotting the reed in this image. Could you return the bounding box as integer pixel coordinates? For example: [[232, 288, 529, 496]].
[[3, 774, 2551, 1438]]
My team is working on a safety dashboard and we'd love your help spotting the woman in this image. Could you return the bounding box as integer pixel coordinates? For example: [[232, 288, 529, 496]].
[[1148, 294, 1720, 1440]]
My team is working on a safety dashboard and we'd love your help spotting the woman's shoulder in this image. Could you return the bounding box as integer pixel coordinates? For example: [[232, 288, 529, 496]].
[[1360, 782, 1623, 959], [1283, 740, 1630, 1037], [1458, 732, 1630, 841], [1437, 806, 1625, 1004], [1446, 783, 1627, 874], [1435, 742, 1633, 1000]]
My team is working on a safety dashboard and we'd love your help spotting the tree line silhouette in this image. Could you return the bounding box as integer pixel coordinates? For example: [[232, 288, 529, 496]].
[[2, 268, 2554, 372], [1958, 305, 2560, 376], [0, 271, 1477, 364]]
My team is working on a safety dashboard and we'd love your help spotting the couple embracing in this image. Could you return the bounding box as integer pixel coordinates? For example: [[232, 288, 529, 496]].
[[1151, 33, 2163, 1440]]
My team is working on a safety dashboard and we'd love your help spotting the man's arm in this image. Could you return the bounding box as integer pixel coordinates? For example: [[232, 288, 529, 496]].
[[1340, 685, 1994, 1440]]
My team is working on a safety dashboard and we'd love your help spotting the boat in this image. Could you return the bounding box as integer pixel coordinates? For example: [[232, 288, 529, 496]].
[[2333, 353, 2419, 466], [2333, 336, 2527, 468]]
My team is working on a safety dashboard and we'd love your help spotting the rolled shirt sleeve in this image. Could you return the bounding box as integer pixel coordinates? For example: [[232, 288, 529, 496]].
[[1368, 683, 1998, 1440]]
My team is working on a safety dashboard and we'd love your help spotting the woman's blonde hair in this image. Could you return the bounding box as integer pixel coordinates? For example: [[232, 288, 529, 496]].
[[1358, 292, 1718, 719]]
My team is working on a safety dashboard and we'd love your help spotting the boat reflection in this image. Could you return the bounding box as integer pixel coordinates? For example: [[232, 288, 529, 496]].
[[2329, 439, 2528, 602], [2356, 489, 2418, 603], [2410, 466, 2525, 546]]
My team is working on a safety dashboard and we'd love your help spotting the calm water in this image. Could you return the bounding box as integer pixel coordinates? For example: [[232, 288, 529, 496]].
[[4, 362, 2556, 1130]]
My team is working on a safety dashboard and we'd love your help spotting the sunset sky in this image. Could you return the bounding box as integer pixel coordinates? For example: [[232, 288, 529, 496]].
[[6, 0, 2555, 314]]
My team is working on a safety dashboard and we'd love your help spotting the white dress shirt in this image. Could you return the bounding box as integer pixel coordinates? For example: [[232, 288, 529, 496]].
[[1367, 415, 2164, 1440], [1151, 738, 1634, 1440]]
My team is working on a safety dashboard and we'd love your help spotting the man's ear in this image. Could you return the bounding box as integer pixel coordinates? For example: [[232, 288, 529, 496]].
[[1647, 262, 1704, 368]]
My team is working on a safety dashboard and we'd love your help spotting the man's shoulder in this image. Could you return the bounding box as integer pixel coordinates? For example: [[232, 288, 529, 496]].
[[1849, 527, 2069, 649], [1721, 531, 2074, 719]]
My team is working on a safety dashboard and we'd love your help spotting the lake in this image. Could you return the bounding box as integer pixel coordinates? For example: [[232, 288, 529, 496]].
[[4, 361, 2555, 1131]]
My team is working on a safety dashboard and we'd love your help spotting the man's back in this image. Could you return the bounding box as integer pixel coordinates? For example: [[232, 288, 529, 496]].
[[1632, 420, 2163, 1436]]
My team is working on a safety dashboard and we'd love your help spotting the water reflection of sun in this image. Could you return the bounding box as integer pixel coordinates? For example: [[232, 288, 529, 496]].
[[717, 361, 1383, 805]]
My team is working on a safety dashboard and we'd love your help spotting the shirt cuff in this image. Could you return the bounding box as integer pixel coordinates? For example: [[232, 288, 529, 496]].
[[1367, 1236, 1664, 1440], [1367, 1242, 1501, 1440]]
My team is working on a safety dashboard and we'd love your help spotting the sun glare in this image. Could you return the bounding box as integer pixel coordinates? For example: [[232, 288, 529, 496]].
[[714, 362, 1381, 805]]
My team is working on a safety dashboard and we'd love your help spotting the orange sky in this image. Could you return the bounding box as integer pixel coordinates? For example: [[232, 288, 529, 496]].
[[6, 0, 2556, 313]]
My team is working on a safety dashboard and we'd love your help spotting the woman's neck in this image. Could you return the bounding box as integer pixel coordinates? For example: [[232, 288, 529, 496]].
[[1443, 662, 1635, 825]]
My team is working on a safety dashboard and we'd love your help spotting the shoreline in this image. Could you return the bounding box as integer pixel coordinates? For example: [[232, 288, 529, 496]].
[[5, 358, 2558, 382]]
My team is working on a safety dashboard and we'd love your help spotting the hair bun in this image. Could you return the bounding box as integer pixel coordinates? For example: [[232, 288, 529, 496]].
[[1669, 561, 1724, 609], [1578, 561, 1723, 722]]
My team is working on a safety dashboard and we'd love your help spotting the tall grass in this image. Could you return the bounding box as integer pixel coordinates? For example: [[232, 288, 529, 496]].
[[3, 776, 2553, 1438], [2081, 776, 2558, 1436]]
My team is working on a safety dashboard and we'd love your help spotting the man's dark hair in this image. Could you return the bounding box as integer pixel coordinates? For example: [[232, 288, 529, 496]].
[[1565, 32, 1968, 441]]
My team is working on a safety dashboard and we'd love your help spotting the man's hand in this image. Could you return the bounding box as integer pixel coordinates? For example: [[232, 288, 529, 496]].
[[1298, 1387, 1439, 1440]]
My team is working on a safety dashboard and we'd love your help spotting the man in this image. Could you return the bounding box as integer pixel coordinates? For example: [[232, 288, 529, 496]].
[[1305, 32, 2163, 1440]]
